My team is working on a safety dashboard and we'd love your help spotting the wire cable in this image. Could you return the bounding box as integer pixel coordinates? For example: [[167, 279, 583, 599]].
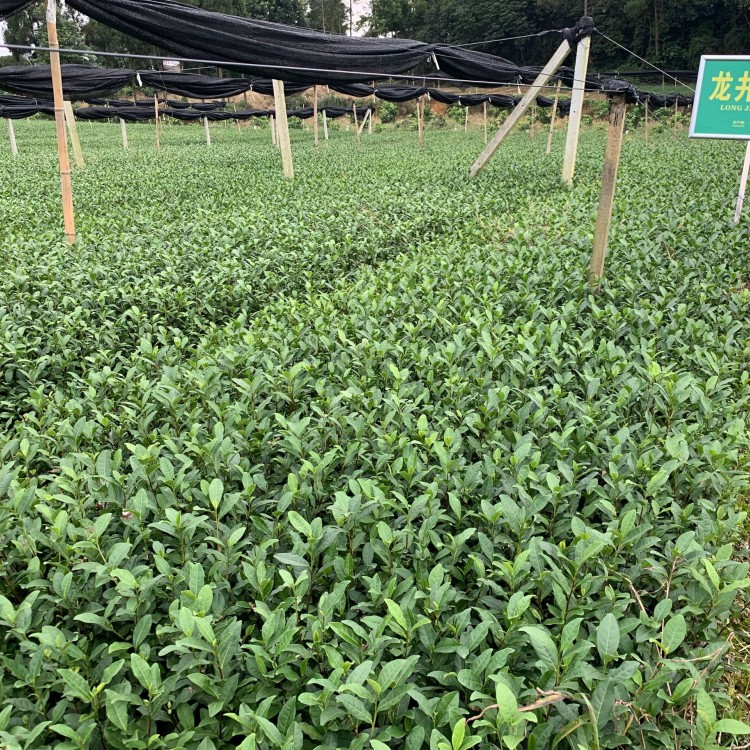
[[452, 30, 562, 49], [596, 31, 696, 93]]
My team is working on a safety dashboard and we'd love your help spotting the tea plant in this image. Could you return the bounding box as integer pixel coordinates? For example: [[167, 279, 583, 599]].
[[0, 122, 749, 749]]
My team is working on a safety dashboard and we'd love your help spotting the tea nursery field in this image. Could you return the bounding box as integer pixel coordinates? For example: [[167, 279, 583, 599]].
[[1, 120, 750, 750]]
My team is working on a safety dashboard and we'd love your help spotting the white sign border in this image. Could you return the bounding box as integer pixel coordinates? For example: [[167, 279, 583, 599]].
[[690, 54, 750, 140]]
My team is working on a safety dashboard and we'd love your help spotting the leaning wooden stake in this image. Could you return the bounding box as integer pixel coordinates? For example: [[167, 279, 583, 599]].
[[119, 117, 128, 150], [546, 79, 561, 155], [272, 79, 294, 178], [734, 141, 750, 225], [63, 101, 84, 168], [313, 85, 319, 147], [7, 118, 17, 157], [358, 108, 371, 137], [590, 94, 627, 287], [562, 32, 592, 185], [204, 116, 211, 146], [353, 103, 361, 145], [471, 38, 573, 177], [46, 0, 75, 244]]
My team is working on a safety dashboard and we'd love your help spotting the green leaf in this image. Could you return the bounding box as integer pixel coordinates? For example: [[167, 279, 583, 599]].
[[336, 694, 372, 724], [662, 614, 686, 655], [712, 718, 750, 734], [520, 626, 558, 672], [405, 726, 425, 750], [131, 653, 153, 692], [105, 694, 129, 732], [596, 613, 620, 660], [495, 682, 518, 726], [274, 553, 308, 569], [287, 510, 312, 537], [58, 669, 91, 703], [385, 599, 408, 632], [208, 477, 224, 508], [451, 719, 466, 750]]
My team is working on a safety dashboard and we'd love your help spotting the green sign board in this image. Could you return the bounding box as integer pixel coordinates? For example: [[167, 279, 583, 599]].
[[691, 56, 750, 139]]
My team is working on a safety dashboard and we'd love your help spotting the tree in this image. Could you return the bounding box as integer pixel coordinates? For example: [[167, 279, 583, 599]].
[[307, 0, 349, 34]]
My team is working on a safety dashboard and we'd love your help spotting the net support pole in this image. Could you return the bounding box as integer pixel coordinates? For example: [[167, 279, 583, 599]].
[[357, 108, 370, 137], [531, 101, 536, 139], [589, 93, 627, 287], [733, 140, 750, 225], [154, 95, 160, 150], [313, 85, 319, 147], [546, 79, 561, 155], [353, 103, 360, 145], [323, 109, 329, 141], [119, 117, 128, 150], [270, 115, 276, 146], [368, 105, 373, 135], [204, 116, 211, 146], [46, 0, 75, 244], [562, 33, 591, 185], [7, 118, 17, 157], [272, 79, 294, 179], [644, 100, 649, 142], [63, 101, 84, 169], [471, 38, 572, 177], [417, 98, 424, 148], [464, 106, 469, 134], [483, 101, 488, 146]]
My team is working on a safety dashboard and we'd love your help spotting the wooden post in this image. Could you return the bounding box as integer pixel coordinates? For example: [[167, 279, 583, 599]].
[[63, 101, 84, 169], [270, 115, 277, 146], [546, 79, 562, 155], [272, 79, 294, 179], [358, 108, 371, 137], [644, 100, 649, 142], [673, 99, 679, 129], [323, 109, 329, 141], [154, 94, 160, 151], [531, 101, 536, 139], [353, 103, 361, 145], [464, 106, 469, 134], [46, 0, 75, 244], [562, 33, 592, 185], [471, 39, 573, 177], [313, 85, 319, 147], [483, 101, 488, 146], [6, 118, 17, 157], [204, 116, 211, 146], [589, 94, 627, 286], [368, 106, 373, 135], [417, 98, 424, 148], [734, 141, 750, 225], [119, 117, 128, 150]]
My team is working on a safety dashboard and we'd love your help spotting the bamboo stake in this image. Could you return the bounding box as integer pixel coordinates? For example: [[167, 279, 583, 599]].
[[471, 39, 573, 177], [417, 98, 424, 148], [368, 105, 373, 135], [531, 101, 536, 139], [272, 79, 294, 178], [63, 101, 84, 168], [119, 117, 128, 150], [358, 108, 371, 137], [644, 100, 649, 142], [590, 94, 627, 287], [562, 33, 592, 185], [323, 109, 329, 141], [734, 141, 750, 225], [674, 99, 679, 129], [483, 101, 488, 146], [204, 116, 211, 146], [464, 105, 469, 134], [154, 94, 160, 150], [546, 79, 561, 155], [46, 0, 75, 244], [7, 118, 17, 157], [313, 85, 319, 147], [353, 103, 360, 145], [270, 115, 276, 146]]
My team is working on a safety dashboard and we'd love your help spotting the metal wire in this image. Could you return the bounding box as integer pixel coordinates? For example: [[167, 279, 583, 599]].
[[453, 30, 562, 49], [596, 32, 696, 93]]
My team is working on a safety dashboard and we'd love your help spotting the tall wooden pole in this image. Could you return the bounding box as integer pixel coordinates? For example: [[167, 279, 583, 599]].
[[46, 0, 75, 244], [204, 116, 212, 146], [590, 94, 627, 287], [417, 97, 424, 148], [323, 109, 329, 141], [119, 117, 128, 150], [272, 80, 294, 179], [734, 141, 750, 225], [63, 101, 84, 169], [154, 94, 161, 150], [471, 39, 573, 177], [353, 103, 360, 145], [546, 79, 562, 155], [562, 33, 592, 185], [313, 85, 319, 147], [6, 118, 17, 157]]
